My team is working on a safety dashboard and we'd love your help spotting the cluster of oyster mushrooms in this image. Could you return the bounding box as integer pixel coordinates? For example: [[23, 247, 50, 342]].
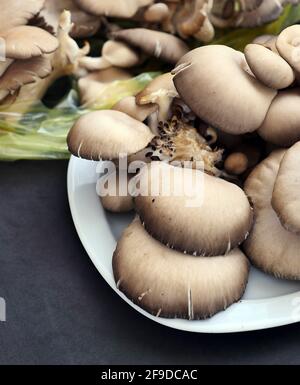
[[67, 21, 300, 320]]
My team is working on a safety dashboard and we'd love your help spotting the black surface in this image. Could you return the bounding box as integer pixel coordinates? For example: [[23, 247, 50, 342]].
[[0, 160, 300, 365]]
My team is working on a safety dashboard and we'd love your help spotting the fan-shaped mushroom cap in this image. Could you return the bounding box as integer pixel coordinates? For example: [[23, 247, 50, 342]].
[[112, 96, 157, 122], [74, 0, 153, 18], [0, 57, 51, 101], [276, 25, 300, 73], [1, 26, 58, 60], [173, 45, 277, 135], [112, 28, 189, 64], [244, 44, 295, 89], [134, 162, 253, 256], [100, 172, 134, 213], [102, 40, 140, 68], [0, 0, 45, 31], [258, 89, 300, 147], [113, 218, 250, 320], [272, 142, 300, 234], [67, 110, 154, 160], [244, 150, 300, 280]]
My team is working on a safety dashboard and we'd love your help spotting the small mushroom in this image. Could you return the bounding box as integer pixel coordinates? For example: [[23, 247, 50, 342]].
[[67, 110, 154, 160], [113, 217, 250, 320], [258, 89, 300, 147], [112, 28, 189, 64], [224, 152, 249, 176], [99, 172, 134, 213], [276, 25, 300, 74], [134, 162, 253, 256], [244, 44, 295, 89], [173, 45, 277, 135], [1, 26, 58, 60], [143, 3, 170, 23], [136, 73, 178, 123], [272, 141, 300, 234], [0, 57, 51, 102], [244, 150, 300, 280], [0, 0, 45, 31], [74, 0, 154, 18], [102, 40, 140, 68], [112, 96, 157, 122]]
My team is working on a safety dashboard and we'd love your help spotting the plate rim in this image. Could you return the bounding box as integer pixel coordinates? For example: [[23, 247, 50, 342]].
[[67, 155, 300, 333]]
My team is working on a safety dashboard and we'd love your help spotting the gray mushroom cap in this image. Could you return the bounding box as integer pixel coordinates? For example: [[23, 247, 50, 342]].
[[244, 150, 300, 280], [67, 110, 154, 160], [272, 141, 300, 234], [173, 45, 277, 135], [258, 89, 300, 147], [113, 217, 250, 320], [244, 43, 295, 89], [133, 161, 253, 256], [112, 28, 189, 64]]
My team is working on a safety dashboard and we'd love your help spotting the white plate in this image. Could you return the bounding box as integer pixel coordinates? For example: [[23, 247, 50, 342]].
[[68, 155, 300, 333]]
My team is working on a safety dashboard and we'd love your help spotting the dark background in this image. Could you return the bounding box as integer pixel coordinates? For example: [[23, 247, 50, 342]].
[[0, 160, 300, 365]]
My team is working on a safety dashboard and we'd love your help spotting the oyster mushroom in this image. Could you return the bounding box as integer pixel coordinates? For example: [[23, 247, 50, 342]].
[[244, 150, 300, 280], [74, 0, 154, 18], [113, 217, 250, 320], [38, 0, 101, 38], [102, 40, 140, 69], [133, 161, 253, 256], [173, 46, 277, 135], [244, 44, 295, 90], [67, 110, 154, 160], [136, 73, 178, 123], [144, 3, 170, 22], [258, 89, 300, 147], [112, 28, 189, 64], [272, 142, 300, 234], [276, 25, 300, 75], [1, 26, 58, 60], [112, 96, 157, 122]]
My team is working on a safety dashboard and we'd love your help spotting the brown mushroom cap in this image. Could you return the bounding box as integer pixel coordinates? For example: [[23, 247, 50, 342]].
[[258, 89, 300, 147], [276, 25, 300, 73], [112, 28, 189, 64], [244, 149, 300, 280], [244, 43, 295, 89], [134, 162, 253, 256], [74, 0, 153, 18], [113, 217, 250, 320], [272, 141, 300, 234], [67, 110, 154, 160], [173, 45, 277, 135], [1, 26, 58, 60], [0, 0, 45, 31], [0, 57, 51, 101], [99, 172, 134, 213]]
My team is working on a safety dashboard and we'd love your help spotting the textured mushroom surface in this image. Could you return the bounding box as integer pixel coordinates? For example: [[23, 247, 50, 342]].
[[74, 0, 153, 18], [244, 150, 300, 280], [134, 162, 253, 256], [272, 142, 300, 234], [244, 43, 295, 89], [67, 110, 154, 160], [113, 28, 189, 64], [173, 46, 277, 135], [276, 25, 300, 73], [113, 218, 250, 320], [258, 89, 300, 147], [1, 26, 59, 60]]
